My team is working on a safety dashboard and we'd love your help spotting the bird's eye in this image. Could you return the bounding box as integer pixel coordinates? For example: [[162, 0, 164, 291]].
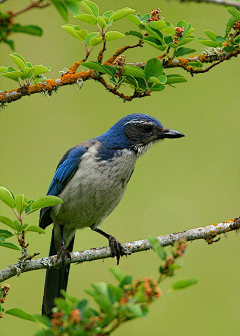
[[142, 125, 153, 133]]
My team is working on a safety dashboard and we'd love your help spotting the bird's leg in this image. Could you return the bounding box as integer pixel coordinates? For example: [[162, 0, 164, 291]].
[[56, 225, 71, 264], [92, 227, 126, 265]]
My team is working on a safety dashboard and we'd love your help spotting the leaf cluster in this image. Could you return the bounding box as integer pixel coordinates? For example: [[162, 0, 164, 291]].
[[0, 186, 62, 251], [82, 57, 186, 92], [0, 53, 51, 84], [1, 239, 197, 335], [0, 9, 42, 51]]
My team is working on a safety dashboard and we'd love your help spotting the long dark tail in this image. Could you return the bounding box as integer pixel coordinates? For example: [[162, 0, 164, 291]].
[[42, 229, 75, 317]]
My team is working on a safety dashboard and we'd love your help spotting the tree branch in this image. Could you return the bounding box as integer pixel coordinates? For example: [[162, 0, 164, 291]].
[[179, 0, 240, 8], [0, 217, 239, 283]]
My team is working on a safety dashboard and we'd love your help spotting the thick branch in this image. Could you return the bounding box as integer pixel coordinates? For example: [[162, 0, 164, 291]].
[[179, 0, 240, 8], [0, 217, 239, 283], [0, 69, 95, 104], [1, 46, 240, 105]]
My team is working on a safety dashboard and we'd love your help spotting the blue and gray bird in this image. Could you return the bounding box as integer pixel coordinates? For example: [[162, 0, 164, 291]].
[[39, 113, 184, 316]]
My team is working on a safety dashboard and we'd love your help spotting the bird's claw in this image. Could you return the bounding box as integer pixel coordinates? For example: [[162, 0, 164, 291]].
[[57, 241, 71, 264], [108, 235, 126, 265]]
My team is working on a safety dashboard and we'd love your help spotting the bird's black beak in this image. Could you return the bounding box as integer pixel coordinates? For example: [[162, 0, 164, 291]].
[[159, 127, 185, 139]]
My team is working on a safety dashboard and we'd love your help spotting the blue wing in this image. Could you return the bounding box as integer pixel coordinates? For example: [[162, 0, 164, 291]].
[[39, 144, 87, 228], [47, 145, 87, 196]]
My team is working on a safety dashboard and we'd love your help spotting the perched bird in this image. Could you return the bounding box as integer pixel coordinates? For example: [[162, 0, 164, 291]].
[[39, 113, 184, 316]]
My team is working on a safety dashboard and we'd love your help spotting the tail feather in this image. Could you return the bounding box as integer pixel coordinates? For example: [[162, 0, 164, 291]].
[[42, 229, 75, 317]]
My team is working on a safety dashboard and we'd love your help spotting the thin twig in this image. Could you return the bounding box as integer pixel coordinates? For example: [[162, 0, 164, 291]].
[[0, 217, 239, 282], [106, 41, 143, 65], [9, 0, 50, 18]]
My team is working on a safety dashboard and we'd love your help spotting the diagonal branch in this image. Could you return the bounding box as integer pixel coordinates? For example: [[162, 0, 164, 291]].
[[179, 0, 240, 8], [0, 217, 239, 283]]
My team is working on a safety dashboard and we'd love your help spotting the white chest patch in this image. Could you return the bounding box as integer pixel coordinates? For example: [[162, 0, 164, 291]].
[[51, 145, 137, 243]]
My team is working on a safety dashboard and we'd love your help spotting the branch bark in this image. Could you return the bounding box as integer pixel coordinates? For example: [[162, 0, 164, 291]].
[[179, 0, 240, 8], [0, 217, 239, 283]]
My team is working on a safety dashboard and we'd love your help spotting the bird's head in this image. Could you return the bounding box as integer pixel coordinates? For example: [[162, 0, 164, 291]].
[[97, 113, 184, 156]]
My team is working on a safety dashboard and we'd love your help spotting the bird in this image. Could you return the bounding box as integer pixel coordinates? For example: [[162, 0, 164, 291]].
[[39, 113, 184, 317]]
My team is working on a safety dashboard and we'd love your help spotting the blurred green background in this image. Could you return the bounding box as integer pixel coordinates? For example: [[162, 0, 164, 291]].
[[1, 1, 240, 335]]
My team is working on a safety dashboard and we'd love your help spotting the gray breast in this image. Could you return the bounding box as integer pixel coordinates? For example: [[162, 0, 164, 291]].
[[51, 146, 137, 231]]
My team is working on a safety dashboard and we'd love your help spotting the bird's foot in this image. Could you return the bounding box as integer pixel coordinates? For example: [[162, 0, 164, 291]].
[[108, 235, 126, 265], [57, 241, 71, 264]]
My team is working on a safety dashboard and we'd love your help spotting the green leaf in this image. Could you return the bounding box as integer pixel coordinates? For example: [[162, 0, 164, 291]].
[[150, 75, 167, 85], [105, 31, 124, 41], [82, 61, 115, 76], [125, 30, 143, 39], [216, 36, 226, 43], [97, 16, 106, 29], [2, 70, 22, 81], [144, 37, 166, 51], [54, 297, 71, 315], [89, 36, 103, 46], [6, 308, 36, 322], [74, 13, 97, 25], [25, 226, 46, 234], [4, 38, 15, 51], [198, 38, 220, 47], [91, 282, 109, 297], [0, 229, 13, 238], [109, 8, 135, 22], [15, 194, 24, 215], [0, 186, 15, 208], [148, 237, 166, 259], [34, 314, 51, 327], [223, 46, 236, 53], [94, 295, 116, 317], [226, 15, 236, 36], [14, 220, 22, 233], [176, 47, 196, 57], [169, 36, 195, 48], [84, 32, 99, 46], [176, 20, 192, 38], [20, 67, 33, 79], [188, 60, 203, 68], [144, 58, 163, 81], [119, 275, 133, 288], [227, 7, 240, 22], [145, 26, 165, 44], [0, 66, 8, 73], [0, 242, 20, 250], [172, 277, 198, 289], [166, 74, 187, 84], [51, 0, 68, 21], [108, 284, 123, 302], [127, 303, 143, 317], [151, 83, 165, 91], [125, 14, 142, 27], [62, 24, 83, 40], [32, 65, 51, 76], [123, 65, 145, 78], [85, 287, 97, 297], [80, 0, 99, 18], [148, 20, 167, 30], [10, 53, 27, 70], [65, 0, 80, 14], [11, 24, 42, 36], [204, 29, 218, 41], [0, 216, 16, 230], [136, 13, 151, 22], [109, 266, 125, 282], [31, 196, 63, 210], [103, 10, 115, 19]]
